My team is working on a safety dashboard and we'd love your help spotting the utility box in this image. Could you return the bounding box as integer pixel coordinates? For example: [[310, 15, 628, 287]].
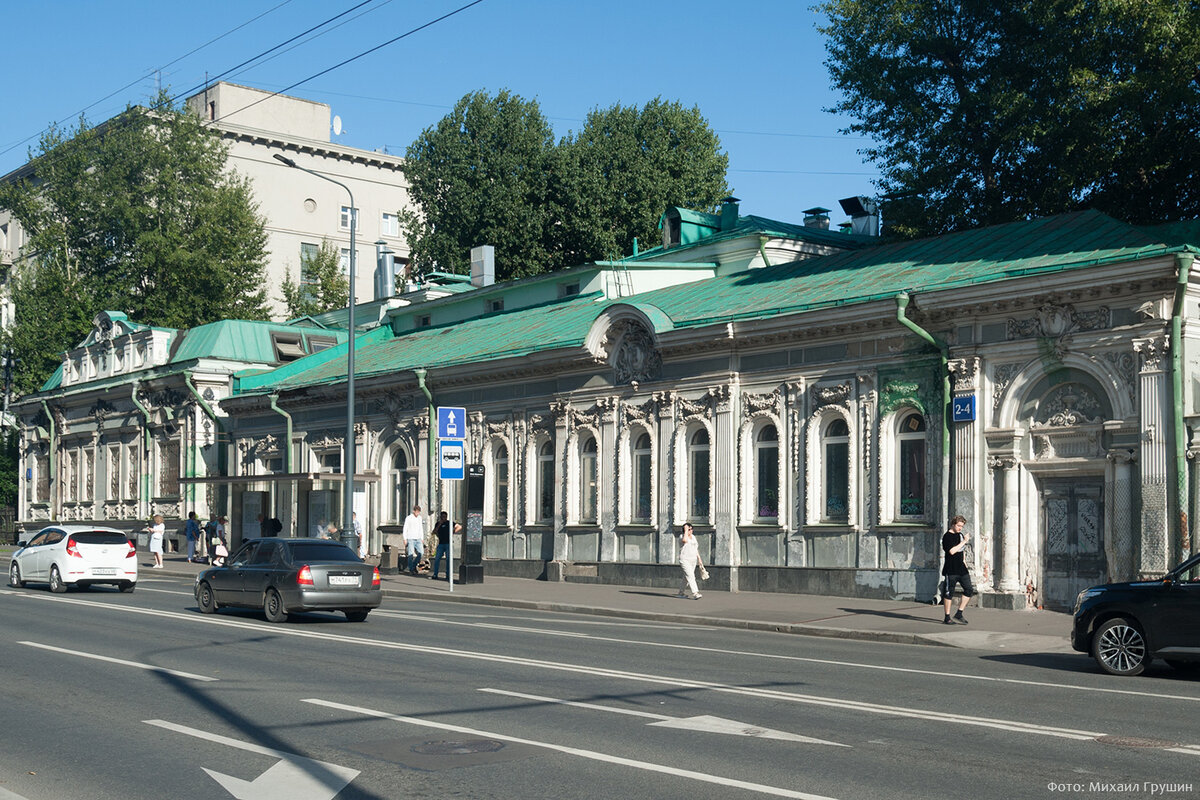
[[459, 463, 485, 584]]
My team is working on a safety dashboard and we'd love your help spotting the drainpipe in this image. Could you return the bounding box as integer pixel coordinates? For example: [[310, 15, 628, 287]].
[[1172, 252, 1193, 558], [130, 384, 152, 517], [415, 368, 435, 508], [185, 375, 225, 509], [896, 292, 952, 526], [758, 236, 772, 268], [268, 395, 293, 474], [39, 400, 56, 520]]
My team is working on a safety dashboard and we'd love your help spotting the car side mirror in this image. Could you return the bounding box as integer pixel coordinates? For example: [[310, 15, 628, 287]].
[[16, 540, 26, 547]]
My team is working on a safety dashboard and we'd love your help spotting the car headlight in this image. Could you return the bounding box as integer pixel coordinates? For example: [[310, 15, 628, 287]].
[[1075, 588, 1105, 609]]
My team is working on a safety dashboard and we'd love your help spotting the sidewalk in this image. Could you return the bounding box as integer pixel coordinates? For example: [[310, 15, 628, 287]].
[[145, 555, 1075, 655]]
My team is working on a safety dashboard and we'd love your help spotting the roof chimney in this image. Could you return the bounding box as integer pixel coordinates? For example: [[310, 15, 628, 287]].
[[720, 196, 740, 231], [374, 240, 395, 300], [470, 245, 495, 288], [838, 196, 880, 236], [803, 207, 831, 230]]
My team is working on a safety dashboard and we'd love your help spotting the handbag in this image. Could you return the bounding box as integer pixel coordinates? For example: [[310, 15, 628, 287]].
[[699, 566, 710, 581]]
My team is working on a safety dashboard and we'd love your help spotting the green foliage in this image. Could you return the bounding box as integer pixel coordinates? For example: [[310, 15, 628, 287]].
[[0, 91, 270, 392], [0, 429, 16, 511], [402, 90, 731, 279], [818, 0, 1200, 237], [3, 260, 92, 395], [555, 98, 731, 265], [280, 240, 349, 318]]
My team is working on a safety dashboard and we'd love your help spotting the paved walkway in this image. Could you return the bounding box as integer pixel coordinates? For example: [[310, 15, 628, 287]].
[[143, 555, 1075, 655]]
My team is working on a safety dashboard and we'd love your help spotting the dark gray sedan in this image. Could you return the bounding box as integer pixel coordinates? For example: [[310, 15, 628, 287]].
[[193, 537, 381, 622]]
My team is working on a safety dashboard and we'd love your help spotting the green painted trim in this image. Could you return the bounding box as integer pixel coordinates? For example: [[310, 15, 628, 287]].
[[268, 395, 293, 474]]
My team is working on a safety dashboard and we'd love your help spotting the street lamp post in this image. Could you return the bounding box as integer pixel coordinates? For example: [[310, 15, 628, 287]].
[[273, 152, 357, 552]]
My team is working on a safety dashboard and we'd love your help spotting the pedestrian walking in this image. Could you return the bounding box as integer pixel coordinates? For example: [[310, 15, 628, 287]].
[[212, 516, 230, 566], [676, 522, 707, 599], [184, 511, 201, 562], [402, 505, 426, 575], [353, 512, 366, 558], [431, 511, 461, 580], [148, 514, 165, 568], [201, 512, 218, 562], [941, 514, 975, 624]]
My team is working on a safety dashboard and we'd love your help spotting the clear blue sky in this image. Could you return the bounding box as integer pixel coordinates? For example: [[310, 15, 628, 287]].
[[1, 0, 880, 229]]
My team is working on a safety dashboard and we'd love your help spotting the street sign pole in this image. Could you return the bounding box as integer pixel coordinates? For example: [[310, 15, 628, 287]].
[[448, 480, 454, 593], [436, 406, 467, 594]]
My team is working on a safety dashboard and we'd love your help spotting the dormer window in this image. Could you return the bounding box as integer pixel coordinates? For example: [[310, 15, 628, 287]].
[[271, 332, 307, 362], [560, 282, 580, 298], [308, 335, 337, 353], [416, 315, 431, 328]]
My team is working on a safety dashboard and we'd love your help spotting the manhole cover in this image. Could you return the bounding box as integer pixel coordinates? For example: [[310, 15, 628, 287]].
[[1095, 735, 1179, 749], [411, 739, 507, 756]]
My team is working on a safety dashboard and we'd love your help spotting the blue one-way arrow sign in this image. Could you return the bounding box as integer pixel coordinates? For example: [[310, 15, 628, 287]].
[[438, 406, 466, 440]]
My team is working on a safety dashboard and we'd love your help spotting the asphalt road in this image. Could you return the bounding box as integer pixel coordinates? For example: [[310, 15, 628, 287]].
[[1, 571, 1198, 800]]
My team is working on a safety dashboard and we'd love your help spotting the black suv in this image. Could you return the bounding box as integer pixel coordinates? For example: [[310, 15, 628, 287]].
[[1072, 552, 1200, 676]]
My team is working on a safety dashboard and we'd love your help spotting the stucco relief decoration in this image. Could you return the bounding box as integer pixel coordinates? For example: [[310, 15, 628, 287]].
[[609, 321, 662, 385], [1133, 336, 1168, 371], [378, 393, 416, 429], [986, 454, 1017, 473], [1033, 385, 1105, 428], [89, 400, 115, 430], [878, 380, 925, 418], [51, 407, 68, 437], [813, 382, 851, 409], [991, 362, 1023, 411], [527, 413, 551, 436], [1100, 350, 1137, 406], [622, 398, 658, 427], [569, 403, 602, 432], [307, 430, 344, 450], [741, 389, 781, 421], [948, 357, 980, 392], [598, 396, 619, 423], [1007, 302, 1110, 340]]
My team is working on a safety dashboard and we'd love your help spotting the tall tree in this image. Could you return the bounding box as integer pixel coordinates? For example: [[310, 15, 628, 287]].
[[555, 98, 731, 265], [279, 240, 349, 318], [818, 0, 1200, 237], [401, 90, 557, 281], [0, 92, 270, 390]]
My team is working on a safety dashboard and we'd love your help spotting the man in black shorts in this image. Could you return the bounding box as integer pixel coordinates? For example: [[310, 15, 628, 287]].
[[941, 514, 974, 624]]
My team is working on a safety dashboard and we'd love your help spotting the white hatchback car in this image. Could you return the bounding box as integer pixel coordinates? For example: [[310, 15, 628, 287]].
[[10, 525, 138, 593]]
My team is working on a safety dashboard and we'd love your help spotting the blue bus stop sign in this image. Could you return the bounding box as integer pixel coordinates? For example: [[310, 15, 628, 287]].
[[439, 440, 465, 481], [437, 406, 466, 440]]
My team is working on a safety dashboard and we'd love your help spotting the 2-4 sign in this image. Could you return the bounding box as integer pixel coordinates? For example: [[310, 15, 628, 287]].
[[952, 395, 976, 423]]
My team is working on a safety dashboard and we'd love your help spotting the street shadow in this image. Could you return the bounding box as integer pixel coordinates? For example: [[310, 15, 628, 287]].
[[619, 589, 686, 599], [835, 606, 947, 625], [983, 651, 1200, 680]]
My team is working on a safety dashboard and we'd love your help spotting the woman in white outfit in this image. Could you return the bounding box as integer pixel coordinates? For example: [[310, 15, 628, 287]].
[[148, 514, 165, 568], [677, 522, 706, 599]]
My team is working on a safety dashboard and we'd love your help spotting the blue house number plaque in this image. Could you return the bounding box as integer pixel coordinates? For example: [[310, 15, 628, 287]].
[[952, 395, 976, 422]]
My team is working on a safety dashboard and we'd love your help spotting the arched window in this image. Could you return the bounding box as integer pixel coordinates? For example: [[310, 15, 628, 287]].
[[823, 418, 850, 521], [580, 435, 598, 523], [755, 424, 779, 520], [493, 442, 509, 524], [537, 440, 555, 523], [897, 412, 926, 518], [688, 428, 710, 521], [632, 431, 652, 523], [391, 449, 413, 523]]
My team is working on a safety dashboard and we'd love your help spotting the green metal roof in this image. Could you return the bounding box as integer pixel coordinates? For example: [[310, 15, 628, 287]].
[[232, 210, 1188, 396]]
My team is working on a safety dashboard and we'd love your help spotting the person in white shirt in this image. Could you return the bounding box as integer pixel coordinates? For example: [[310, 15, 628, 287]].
[[402, 505, 426, 575], [353, 512, 366, 558], [676, 522, 707, 600]]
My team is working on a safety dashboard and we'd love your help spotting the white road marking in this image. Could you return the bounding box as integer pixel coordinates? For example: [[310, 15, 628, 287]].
[[8, 591, 1199, 753], [19, 641, 217, 681], [303, 697, 840, 800], [374, 602, 1200, 704], [145, 719, 358, 800], [478, 687, 848, 745]]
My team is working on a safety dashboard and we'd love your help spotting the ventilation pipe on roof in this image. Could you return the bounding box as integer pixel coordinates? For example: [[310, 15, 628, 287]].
[[720, 197, 740, 232], [803, 207, 831, 230], [895, 292, 951, 530], [470, 245, 495, 288], [1172, 252, 1193, 558], [39, 400, 56, 520], [374, 239, 396, 300], [839, 196, 881, 236]]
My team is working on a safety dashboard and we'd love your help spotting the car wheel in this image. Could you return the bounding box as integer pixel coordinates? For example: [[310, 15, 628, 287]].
[[9, 561, 24, 588], [49, 565, 67, 594], [196, 582, 218, 613], [1166, 659, 1200, 675], [119, 581, 136, 593], [263, 589, 288, 623], [1092, 617, 1149, 676], [344, 609, 370, 623]]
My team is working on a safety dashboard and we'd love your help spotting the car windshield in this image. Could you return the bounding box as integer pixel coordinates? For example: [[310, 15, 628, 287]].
[[72, 532, 130, 545], [288, 543, 359, 563]]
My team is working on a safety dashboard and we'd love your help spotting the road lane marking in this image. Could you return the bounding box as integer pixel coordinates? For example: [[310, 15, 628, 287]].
[[303, 697, 840, 800], [7, 591, 1198, 752], [19, 641, 217, 682], [371, 602, 1200, 704], [478, 687, 848, 745], [145, 720, 358, 800]]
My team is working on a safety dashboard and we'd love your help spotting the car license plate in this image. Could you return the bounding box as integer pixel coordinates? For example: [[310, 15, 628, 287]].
[[328, 575, 359, 586], [92, 568, 117, 576]]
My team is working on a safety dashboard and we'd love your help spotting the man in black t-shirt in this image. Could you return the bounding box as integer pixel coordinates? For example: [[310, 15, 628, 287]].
[[431, 511, 461, 580], [941, 514, 974, 624]]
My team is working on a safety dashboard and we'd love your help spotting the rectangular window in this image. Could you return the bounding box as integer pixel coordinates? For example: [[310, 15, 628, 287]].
[[690, 449, 710, 520], [307, 335, 337, 353], [495, 460, 509, 525], [380, 212, 399, 237], [538, 452, 554, 523], [339, 248, 352, 276], [36, 453, 49, 503], [64, 450, 77, 502], [634, 451, 652, 523], [319, 451, 341, 473], [127, 444, 138, 500], [489, 298, 504, 313], [757, 448, 778, 519], [271, 332, 307, 362], [581, 448, 598, 523], [899, 439, 926, 516], [108, 445, 120, 500], [83, 449, 94, 502], [561, 282, 580, 297], [158, 440, 180, 496], [299, 243, 320, 303], [824, 442, 849, 520], [339, 206, 358, 230], [416, 315, 431, 328]]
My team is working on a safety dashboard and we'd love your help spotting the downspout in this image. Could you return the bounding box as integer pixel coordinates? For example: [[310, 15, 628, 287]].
[[1172, 252, 1193, 558], [268, 394, 293, 474], [758, 236, 772, 268], [185, 375, 225, 509], [896, 292, 952, 525], [130, 384, 152, 518], [39, 400, 56, 520], [415, 368, 434, 507]]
